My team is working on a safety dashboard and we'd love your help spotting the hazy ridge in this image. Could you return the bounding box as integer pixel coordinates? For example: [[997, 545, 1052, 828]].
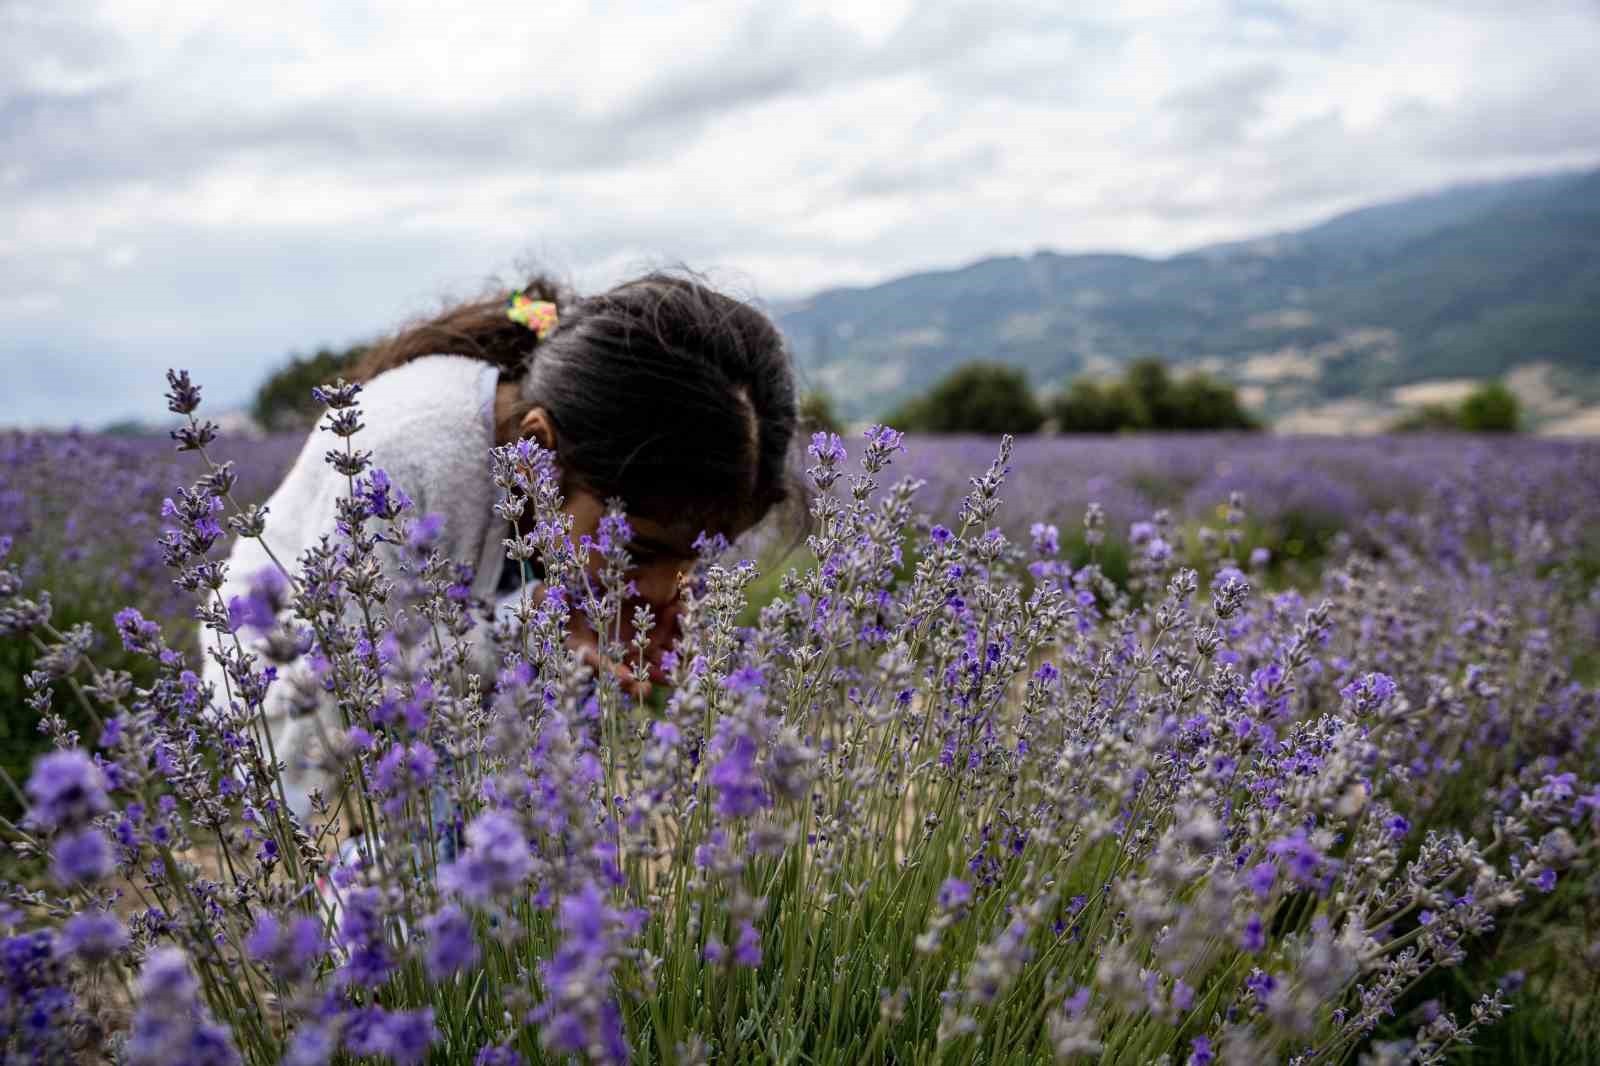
[[776, 168, 1600, 431]]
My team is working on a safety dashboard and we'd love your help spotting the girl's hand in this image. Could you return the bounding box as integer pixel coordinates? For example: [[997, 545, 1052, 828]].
[[501, 583, 681, 699], [569, 597, 680, 698]]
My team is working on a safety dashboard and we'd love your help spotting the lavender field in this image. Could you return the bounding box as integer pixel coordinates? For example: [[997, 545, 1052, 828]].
[[3, 404, 1600, 1064]]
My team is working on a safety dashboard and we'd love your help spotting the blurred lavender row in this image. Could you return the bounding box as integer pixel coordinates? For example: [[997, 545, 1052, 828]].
[[6, 430, 1598, 629]]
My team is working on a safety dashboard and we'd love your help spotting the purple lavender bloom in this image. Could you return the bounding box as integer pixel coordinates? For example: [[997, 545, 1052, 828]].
[[709, 730, 769, 820], [1030, 522, 1060, 557], [937, 878, 975, 912], [408, 511, 447, 550], [441, 810, 535, 904], [423, 905, 480, 980], [336, 888, 393, 988], [226, 564, 288, 633], [50, 827, 114, 885], [734, 921, 763, 968], [25, 749, 110, 830], [864, 424, 904, 451], [1245, 969, 1277, 1004], [808, 431, 847, 465], [1247, 861, 1277, 898], [1, 929, 78, 1057], [1188, 1035, 1215, 1065], [1385, 815, 1411, 840], [1267, 830, 1330, 889], [283, 1025, 336, 1066], [342, 1006, 438, 1065], [534, 881, 639, 1066], [1172, 979, 1195, 1012], [127, 947, 242, 1066], [1240, 913, 1266, 953], [114, 606, 163, 653], [61, 911, 128, 963], [726, 664, 766, 696], [475, 1047, 529, 1066], [372, 741, 439, 815], [245, 912, 327, 983], [1340, 672, 1398, 716]]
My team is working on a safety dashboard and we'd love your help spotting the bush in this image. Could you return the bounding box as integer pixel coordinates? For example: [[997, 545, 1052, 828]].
[[1053, 358, 1257, 432], [1458, 380, 1521, 432], [798, 389, 844, 435], [886, 361, 1044, 434], [1049, 379, 1131, 433], [252, 344, 368, 430], [1389, 379, 1521, 433]]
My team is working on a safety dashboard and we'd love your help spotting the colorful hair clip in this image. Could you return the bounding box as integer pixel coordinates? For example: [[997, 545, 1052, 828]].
[[507, 292, 559, 340]]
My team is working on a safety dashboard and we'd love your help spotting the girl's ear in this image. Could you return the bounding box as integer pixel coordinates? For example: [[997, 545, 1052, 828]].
[[519, 406, 557, 452]]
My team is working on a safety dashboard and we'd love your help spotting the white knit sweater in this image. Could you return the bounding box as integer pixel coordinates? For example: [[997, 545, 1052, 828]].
[[203, 355, 511, 820]]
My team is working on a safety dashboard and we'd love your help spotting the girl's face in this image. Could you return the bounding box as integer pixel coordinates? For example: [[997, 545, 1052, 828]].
[[550, 488, 718, 692], [558, 488, 699, 611], [503, 397, 746, 612]]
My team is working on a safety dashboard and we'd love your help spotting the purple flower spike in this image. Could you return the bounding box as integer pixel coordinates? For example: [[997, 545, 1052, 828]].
[[423, 905, 480, 980], [441, 810, 535, 904], [61, 911, 128, 963], [25, 749, 109, 831], [51, 827, 114, 886]]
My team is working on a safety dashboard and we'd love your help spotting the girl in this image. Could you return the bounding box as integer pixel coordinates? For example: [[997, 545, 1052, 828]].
[[205, 270, 801, 822]]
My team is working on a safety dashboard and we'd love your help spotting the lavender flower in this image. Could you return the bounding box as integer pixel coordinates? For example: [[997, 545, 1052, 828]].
[[60, 911, 128, 963], [341, 1006, 437, 1065], [441, 810, 535, 904], [127, 948, 241, 1066], [49, 827, 114, 885], [245, 912, 327, 983], [24, 749, 109, 830], [534, 881, 641, 1066], [336, 888, 394, 988], [423, 905, 480, 980]]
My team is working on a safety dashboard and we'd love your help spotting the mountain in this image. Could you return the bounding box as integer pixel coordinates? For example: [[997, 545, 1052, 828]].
[[775, 168, 1600, 430]]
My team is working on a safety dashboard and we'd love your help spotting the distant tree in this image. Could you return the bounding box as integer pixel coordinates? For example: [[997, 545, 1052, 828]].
[[885, 362, 1044, 435], [1389, 403, 1463, 433], [1052, 359, 1257, 433], [1052, 379, 1131, 433], [99, 419, 156, 436], [1457, 380, 1520, 432], [1170, 373, 1257, 430], [252, 345, 369, 431], [1388, 380, 1522, 433], [1120, 358, 1175, 430], [799, 389, 844, 436]]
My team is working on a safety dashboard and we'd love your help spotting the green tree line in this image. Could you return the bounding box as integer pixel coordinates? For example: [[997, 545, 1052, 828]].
[[880, 358, 1259, 435]]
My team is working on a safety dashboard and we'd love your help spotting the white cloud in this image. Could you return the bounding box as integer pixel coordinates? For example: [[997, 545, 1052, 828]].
[[2, 0, 1598, 425]]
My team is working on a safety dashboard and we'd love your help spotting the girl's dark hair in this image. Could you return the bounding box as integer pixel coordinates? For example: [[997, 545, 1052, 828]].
[[353, 268, 802, 540]]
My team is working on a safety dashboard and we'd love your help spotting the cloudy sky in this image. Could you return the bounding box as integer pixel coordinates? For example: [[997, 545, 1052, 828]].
[[4, 0, 1600, 427]]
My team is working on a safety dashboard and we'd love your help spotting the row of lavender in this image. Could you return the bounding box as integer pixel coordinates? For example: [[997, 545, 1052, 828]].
[[8, 428, 1597, 619], [2, 391, 1598, 1063]]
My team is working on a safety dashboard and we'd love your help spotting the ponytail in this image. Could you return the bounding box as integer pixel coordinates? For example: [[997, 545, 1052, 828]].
[[351, 273, 574, 386]]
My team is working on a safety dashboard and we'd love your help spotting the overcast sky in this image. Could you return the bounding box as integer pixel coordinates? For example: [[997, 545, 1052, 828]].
[[4, 0, 1600, 427]]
